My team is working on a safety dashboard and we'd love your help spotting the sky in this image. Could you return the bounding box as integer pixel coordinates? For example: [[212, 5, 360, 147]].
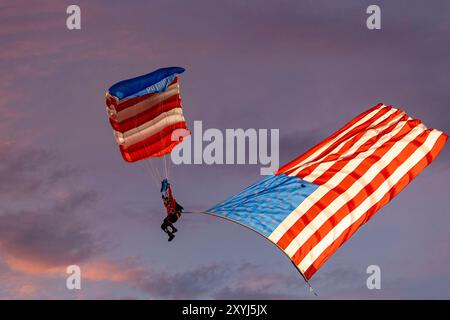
[[0, 0, 449, 299]]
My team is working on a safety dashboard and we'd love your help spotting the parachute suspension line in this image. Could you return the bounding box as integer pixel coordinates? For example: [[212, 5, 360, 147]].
[[165, 149, 172, 181], [133, 138, 160, 188], [182, 209, 319, 297], [166, 156, 171, 181], [144, 158, 161, 187], [169, 156, 173, 181], [131, 96, 162, 187], [163, 155, 169, 180], [165, 155, 172, 182]]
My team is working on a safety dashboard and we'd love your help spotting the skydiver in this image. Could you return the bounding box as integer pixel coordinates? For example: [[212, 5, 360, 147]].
[[160, 180, 183, 241]]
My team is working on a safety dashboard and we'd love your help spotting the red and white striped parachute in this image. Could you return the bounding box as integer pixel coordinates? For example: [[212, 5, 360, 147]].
[[105, 67, 189, 163]]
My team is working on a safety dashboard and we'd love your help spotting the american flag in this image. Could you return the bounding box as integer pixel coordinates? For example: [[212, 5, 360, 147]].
[[209, 104, 447, 280]]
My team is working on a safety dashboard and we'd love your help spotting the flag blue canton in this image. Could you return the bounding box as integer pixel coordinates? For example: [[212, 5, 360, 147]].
[[208, 174, 319, 237]]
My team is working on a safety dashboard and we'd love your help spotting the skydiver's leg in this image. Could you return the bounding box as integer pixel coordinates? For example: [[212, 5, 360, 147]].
[[161, 219, 168, 232], [162, 216, 176, 234], [161, 219, 175, 241], [167, 215, 178, 233], [167, 223, 177, 233], [161, 218, 172, 235], [166, 222, 175, 241]]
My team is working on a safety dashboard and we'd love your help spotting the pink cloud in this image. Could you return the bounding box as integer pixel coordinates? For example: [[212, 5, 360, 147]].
[[1, 254, 64, 275], [17, 284, 39, 296], [79, 258, 148, 283]]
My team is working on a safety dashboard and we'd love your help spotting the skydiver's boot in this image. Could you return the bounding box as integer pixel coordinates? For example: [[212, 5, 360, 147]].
[[168, 232, 175, 242], [171, 225, 178, 233]]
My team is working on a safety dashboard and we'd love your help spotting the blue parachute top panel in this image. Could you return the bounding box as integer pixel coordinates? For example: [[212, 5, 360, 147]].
[[108, 66, 185, 100], [208, 174, 319, 237]]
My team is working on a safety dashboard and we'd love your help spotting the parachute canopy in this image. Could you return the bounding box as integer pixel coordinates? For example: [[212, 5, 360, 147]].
[[209, 104, 447, 280], [105, 67, 189, 162]]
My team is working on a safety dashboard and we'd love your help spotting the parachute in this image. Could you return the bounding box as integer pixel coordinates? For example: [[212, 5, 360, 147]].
[[208, 104, 447, 281], [105, 67, 189, 183]]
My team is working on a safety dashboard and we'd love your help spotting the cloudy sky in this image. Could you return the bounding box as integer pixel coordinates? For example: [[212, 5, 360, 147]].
[[1, 0, 449, 299]]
